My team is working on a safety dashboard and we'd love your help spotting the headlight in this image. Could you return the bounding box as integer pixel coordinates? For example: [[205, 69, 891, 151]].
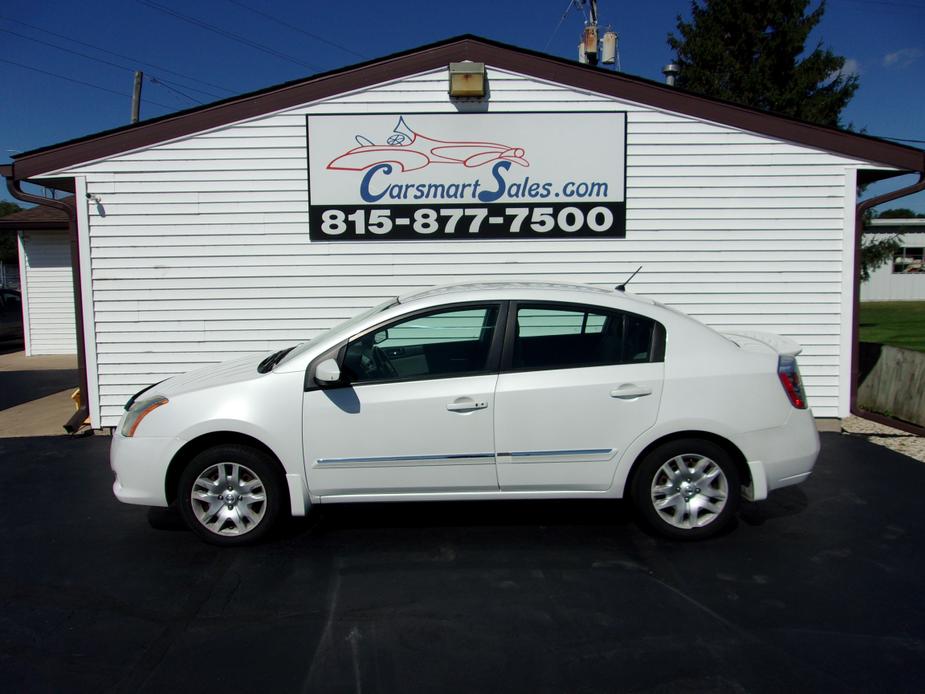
[[120, 396, 169, 437]]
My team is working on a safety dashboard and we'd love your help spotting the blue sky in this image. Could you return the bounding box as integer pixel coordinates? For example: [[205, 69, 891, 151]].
[[2, 0, 924, 210]]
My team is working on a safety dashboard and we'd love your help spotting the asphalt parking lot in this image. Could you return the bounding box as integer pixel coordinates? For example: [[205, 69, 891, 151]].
[[2, 432, 924, 693]]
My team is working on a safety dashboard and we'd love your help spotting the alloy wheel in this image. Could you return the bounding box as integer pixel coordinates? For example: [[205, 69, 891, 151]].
[[650, 453, 729, 530], [189, 462, 267, 536]]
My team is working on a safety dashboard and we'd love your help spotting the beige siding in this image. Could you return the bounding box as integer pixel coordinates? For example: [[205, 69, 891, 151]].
[[57, 67, 869, 425]]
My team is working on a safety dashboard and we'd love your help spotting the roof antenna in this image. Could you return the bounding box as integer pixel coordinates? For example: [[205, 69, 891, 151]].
[[616, 266, 642, 292]]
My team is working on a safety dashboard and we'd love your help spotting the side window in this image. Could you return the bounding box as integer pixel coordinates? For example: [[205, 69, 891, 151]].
[[512, 303, 660, 371], [343, 305, 500, 383], [893, 247, 924, 273], [517, 307, 605, 336]]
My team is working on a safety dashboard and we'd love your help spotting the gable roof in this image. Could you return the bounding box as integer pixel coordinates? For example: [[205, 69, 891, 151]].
[[9, 34, 925, 180], [0, 200, 70, 229]]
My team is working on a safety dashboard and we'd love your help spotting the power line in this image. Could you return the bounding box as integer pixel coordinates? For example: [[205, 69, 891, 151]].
[[545, 0, 578, 50], [0, 14, 238, 95], [575, 0, 591, 23], [2, 28, 130, 73], [148, 76, 203, 105], [0, 57, 174, 110], [831, 0, 925, 10], [222, 0, 366, 59], [137, 0, 320, 70], [0, 27, 221, 102], [149, 75, 219, 101]]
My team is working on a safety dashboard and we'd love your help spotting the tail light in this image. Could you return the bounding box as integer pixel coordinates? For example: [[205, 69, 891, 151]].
[[778, 355, 807, 409]]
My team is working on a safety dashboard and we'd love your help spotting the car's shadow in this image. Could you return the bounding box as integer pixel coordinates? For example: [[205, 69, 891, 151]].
[[150, 492, 810, 547], [739, 485, 809, 526], [295, 497, 636, 531], [150, 498, 638, 538], [147, 506, 188, 531]]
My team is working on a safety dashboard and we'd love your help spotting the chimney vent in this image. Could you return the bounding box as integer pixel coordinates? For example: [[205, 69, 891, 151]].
[[662, 63, 680, 86]]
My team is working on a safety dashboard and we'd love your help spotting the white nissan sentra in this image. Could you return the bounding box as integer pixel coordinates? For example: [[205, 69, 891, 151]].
[[111, 282, 819, 545]]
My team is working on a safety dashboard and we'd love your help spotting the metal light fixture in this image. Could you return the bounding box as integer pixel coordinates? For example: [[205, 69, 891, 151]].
[[448, 62, 486, 98]]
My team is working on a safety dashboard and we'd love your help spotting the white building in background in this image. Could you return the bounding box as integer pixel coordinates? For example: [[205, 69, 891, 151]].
[[0, 204, 77, 355], [861, 218, 925, 301], [3, 36, 925, 428]]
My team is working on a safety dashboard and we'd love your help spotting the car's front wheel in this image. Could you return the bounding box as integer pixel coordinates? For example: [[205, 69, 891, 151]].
[[632, 439, 741, 540], [177, 444, 284, 546]]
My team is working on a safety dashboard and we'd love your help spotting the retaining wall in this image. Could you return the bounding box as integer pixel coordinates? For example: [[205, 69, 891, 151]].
[[857, 342, 925, 427]]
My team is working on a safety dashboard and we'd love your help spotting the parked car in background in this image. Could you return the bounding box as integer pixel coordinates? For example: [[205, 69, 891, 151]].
[[0, 288, 23, 344], [111, 282, 819, 545]]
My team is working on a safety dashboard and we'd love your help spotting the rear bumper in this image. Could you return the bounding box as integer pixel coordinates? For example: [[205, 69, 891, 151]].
[[110, 432, 181, 507], [732, 408, 820, 501]]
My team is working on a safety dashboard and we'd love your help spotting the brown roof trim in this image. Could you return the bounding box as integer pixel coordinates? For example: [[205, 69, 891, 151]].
[[36, 177, 76, 194], [857, 169, 909, 185], [0, 219, 69, 230], [11, 35, 925, 179], [0, 200, 70, 229]]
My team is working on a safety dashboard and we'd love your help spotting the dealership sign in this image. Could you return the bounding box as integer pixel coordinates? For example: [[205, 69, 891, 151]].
[[306, 112, 626, 241]]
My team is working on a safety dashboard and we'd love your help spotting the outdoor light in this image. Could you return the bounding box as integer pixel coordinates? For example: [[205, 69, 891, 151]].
[[448, 62, 486, 98]]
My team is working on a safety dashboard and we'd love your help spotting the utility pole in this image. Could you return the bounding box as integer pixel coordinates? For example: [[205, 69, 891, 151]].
[[131, 71, 143, 124]]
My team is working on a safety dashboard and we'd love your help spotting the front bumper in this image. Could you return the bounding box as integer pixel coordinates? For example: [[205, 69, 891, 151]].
[[110, 432, 182, 507]]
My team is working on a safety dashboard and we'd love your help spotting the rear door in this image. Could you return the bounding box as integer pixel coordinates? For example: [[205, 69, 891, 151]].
[[494, 302, 664, 491]]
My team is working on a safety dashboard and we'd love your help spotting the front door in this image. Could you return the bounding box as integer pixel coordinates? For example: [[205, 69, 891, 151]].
[[303, 303, 504, 497], [494, 302, 664, 491]]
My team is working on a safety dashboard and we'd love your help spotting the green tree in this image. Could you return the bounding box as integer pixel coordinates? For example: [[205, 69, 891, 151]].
[[859, 208, 925, 281], [859, 234, 901, 283], [0, 201, 23, 265], [874, 208, 925, 219], [668, 0, 859, 127]]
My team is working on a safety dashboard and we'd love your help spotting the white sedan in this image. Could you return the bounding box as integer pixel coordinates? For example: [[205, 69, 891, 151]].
[[111, 282, 819, 545]]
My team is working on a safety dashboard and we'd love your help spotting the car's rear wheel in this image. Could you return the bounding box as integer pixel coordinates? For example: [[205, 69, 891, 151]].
[[178, 444, 283, 546], [632, 439, 740, 540]]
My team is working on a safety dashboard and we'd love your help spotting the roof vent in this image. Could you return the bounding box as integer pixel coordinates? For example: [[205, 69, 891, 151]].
[[662, 63, 680, 86]]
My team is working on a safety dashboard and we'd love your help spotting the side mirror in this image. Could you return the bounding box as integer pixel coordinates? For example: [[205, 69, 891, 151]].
[[314, 358, 342, 386]]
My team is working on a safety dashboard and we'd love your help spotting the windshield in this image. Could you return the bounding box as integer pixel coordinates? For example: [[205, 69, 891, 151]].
[[275, 298, 398, 367]]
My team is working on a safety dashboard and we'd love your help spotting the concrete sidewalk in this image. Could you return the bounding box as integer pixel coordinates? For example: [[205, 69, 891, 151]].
[[0, 350, 77, 372], [0, 350, 81, 438], [0, 389, 80, 437]]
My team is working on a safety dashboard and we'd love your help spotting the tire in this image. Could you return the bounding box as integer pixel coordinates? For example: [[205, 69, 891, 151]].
[[177, 444, 284, 546], [632, 438, 741, 540]]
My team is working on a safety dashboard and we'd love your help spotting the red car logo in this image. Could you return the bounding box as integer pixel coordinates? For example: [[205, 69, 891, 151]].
[[326, 116, 529, 172]]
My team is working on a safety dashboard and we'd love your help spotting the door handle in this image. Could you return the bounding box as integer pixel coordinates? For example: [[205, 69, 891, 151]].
[[446, 399, 488, 412], [610, 385, 652, 399]]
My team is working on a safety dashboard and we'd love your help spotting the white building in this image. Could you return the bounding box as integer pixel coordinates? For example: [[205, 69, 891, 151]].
[[0, 204, 77, 355], [861, 218, 925, 301], [3, 36, 925, 429]]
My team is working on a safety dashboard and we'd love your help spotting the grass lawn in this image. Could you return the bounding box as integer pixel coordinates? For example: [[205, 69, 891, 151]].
[[859, 301, 925, 353]]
